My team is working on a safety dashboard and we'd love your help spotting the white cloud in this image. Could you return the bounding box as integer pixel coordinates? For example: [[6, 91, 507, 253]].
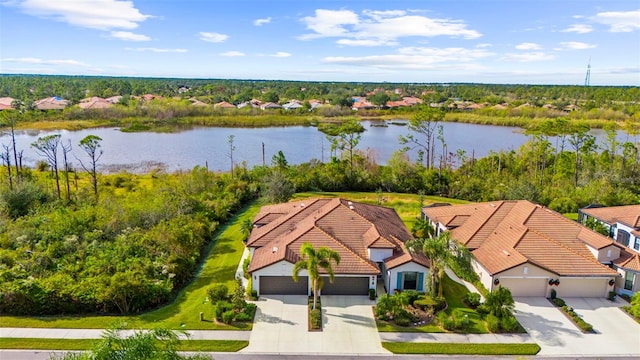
[[110, 31, 150, 41], [557, 41, 596, 50], [220, 51, 245, 57], [562, 24, 593, 34], [515, 42, 542, 50], [199, 32, 228, 43], [254, 17, 271, 26], [501, 52, 555, 62], [476, 43, 493, 48], [299, 8, 481, 46], [593, 9, 640, 32], [271, 52, 291, 58], [126, 47, 187, 53], [336, 38, 398, 47], [1, 57, 88, 66], [15, 0, 150, 30], [299, 9, 359, 39], [323, 46, 493, 70]]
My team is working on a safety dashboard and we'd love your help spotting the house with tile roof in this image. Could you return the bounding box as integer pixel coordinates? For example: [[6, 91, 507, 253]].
[[579, 204, 640, 295], [422, 200, 619, 298], [246, 198, 430, 296], [34, 97, 69, 110], [0, 97, 15, 110]]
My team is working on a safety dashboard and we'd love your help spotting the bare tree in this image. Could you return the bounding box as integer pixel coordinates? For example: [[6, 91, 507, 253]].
[[31, 134, 61, 199], [77, 135, 103, 199], [227, 135, 235, 178], [61, 140, 73, 201], [399, 106, 445, 169], [1, 144, 13, 190]]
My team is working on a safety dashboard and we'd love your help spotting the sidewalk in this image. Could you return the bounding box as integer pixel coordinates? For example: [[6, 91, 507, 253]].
[[0, 328, 250, 341]]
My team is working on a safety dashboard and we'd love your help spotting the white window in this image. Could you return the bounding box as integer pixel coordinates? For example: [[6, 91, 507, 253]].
[[606, 249, 612, 258], [523, 266, 528, 275]]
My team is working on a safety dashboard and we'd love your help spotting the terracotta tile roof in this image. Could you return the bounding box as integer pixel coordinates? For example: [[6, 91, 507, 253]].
[[248, 198, 424, 274], [581, 205, 640, 229], [614, 249, 640, 272], [0, 97, 15, 106], [423, 200, 618, 276]]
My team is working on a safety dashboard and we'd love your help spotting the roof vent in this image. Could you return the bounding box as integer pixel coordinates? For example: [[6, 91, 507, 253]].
[[348, 201, 353, 206], [349, 205, 354, 210], [300, 203, 305, 207], [272, 246, 278, 253], [502, 250, 510, 256]]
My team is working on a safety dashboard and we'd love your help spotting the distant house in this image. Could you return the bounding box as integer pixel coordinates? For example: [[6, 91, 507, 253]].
[[542, 104, 557, 110], [142, 94, 163, 101], [352, 101, 375, 111], [385, 100, 409, 108], [492, 103, 508, 110], [105, 96, 123, 104], [563, 104, 580, 112], [513, 103, 532, 110], [0, 97, 15, 110], [579, 205, 640, 295], [260, 102, 282, 110], [282, 101, 303, 110], [34, 97, 69, 110], [189, 98, 208, 107], [423, 200, 620, 298], [78, 97, 113, 109], [246, 198, 430, 296], [214, 101, 236, 109], [402, 96, 423, 106]]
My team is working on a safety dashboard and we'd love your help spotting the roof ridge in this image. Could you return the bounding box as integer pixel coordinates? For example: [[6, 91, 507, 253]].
[[247, 198, 322, 246], [465, 200, 510, 245], [314, 224, 380, 272]]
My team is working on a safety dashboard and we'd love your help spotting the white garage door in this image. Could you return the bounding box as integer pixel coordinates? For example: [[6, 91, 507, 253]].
[[557, 278, 607, 298], [499, 278, 548, 297]]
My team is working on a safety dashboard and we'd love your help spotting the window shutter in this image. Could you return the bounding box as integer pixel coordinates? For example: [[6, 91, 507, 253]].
[[417, 272, 424, 291], [396, 272, 403, 290]]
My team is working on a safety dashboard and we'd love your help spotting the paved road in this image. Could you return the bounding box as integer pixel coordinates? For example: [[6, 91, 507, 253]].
[[5, 350, 640, 360]]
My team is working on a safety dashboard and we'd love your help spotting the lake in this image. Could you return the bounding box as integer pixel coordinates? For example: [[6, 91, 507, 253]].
[[0, 121, 633, 173]]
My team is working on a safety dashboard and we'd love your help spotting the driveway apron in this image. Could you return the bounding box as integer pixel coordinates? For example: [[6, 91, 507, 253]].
[[243, 295, 387, 354], [514, 296, 640, 356]]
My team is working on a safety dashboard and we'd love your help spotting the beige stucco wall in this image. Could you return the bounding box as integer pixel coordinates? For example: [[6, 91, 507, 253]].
[[592, 244, 621, 263], [387, 262, 429, 295], [494, 263, 555, 295]]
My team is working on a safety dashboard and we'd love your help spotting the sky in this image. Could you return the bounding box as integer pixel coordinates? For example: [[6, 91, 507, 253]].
[[0, 0, 639, 85]]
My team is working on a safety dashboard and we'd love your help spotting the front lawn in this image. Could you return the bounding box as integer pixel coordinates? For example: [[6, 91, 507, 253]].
[[0, 203, 261, 330], [382, 342, 541, 355], [0, 338, 249, 352]]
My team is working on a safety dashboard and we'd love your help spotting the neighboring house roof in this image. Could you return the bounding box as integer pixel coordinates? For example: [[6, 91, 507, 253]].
[[248, 198, 429, 274], [105, 96, 122, 104], [260, 102, 282, 109], [423, 200, 618, 277], [214, 101, 236, 109], [580, 205, 640, 229], [614, 249, 640, 272], [189, 98, 208, 107], [34, 97, 69, 110], [0, 97, 15, 107], [78, 97, 113, 109], [352, 101, 375, 110], [492, 103, 508, 110], [282, 102, 303, 110]]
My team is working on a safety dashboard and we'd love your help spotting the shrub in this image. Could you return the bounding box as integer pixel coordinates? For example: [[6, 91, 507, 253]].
[[310, 308, 322, 329], [399, 290, 422, 305], [451, 309, 468, 330], [486, 314, 500, 333], [394, 315, 411, 327], [464, 293, 481, 308], [476, 304, 490, 316], [437, 311, 454, 331], [243, 303, 257, 318], [553, 298, 566, 307], [222, 310, 235, 324], [414, 296, 437, 310], [575, 317, 593, 332], [242, 256, 251, 279], [628, 292, 640, 319], [369, 288, 376, 300], [231, 278, 247, 311], [250, 290, 258, 300], [550, 289, 556, 300], [214, 301, 232, 321], [208, 284, 228, 303], [234, 312, 252, 322], [375, 294, 401, 320], [501, 316, 519, 332]]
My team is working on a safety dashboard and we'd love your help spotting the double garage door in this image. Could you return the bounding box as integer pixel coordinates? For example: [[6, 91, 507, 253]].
[[499, 277, 608, 297], [259, 276, 369, 295]]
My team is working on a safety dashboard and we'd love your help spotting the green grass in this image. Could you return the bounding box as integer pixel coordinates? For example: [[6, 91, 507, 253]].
[[564, 212, 579, 221], [382, 342, 540, 355], [0, 203, 261, 330], [0, 338, 248, 352]]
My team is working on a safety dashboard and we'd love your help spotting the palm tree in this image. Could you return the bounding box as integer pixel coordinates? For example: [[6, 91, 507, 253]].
[[484, 286, 515, 318], [407, 231, 473, 298], [292, 242, 341, 310], [240, 217, 254, 242]]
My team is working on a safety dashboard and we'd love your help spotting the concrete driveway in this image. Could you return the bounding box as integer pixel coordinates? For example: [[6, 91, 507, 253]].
[[243, 295, 387, 354], [514, 297, 640, 356]]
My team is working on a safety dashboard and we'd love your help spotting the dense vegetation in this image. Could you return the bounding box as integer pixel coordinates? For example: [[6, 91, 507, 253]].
[[0, 167, 257, 315], [0, 75, 638, 131]]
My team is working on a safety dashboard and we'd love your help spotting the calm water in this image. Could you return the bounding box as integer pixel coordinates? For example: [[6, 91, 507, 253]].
[[0, 121, 632, 173]]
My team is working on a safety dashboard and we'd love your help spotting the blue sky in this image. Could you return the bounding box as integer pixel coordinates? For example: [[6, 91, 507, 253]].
[[1, 0, 638, 85]]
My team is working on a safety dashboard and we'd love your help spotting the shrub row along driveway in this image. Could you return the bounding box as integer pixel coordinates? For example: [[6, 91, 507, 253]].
[[242, 295, 386, 354], [513, 297, 640, 356]]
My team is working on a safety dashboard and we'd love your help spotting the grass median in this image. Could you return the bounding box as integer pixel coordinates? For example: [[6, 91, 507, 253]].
[[382, 342, 541, 355], [0, 338, 249, 352]]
